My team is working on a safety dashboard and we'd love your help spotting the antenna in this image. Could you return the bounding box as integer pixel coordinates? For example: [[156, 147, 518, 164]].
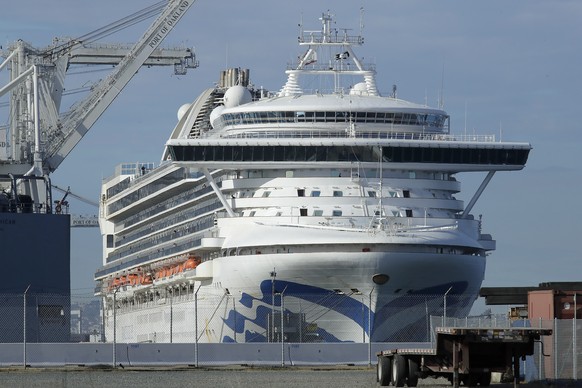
[[359, 7, 365, 36], [439, 63, 445, 109], [464, 101, 467, 137]]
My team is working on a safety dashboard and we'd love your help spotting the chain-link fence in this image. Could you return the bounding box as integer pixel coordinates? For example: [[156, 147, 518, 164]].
[[0, 290, 580, 380], [101, 289, 478, 344]]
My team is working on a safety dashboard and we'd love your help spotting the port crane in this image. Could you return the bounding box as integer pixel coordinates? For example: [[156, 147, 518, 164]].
[[52, 184, 100, 228], [0, 0, 198, 211]]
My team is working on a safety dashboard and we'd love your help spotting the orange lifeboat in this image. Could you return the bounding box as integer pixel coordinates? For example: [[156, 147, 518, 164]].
[[142, 274, 153, 285], [183, 257, 201, 270], [128, 273, 138, 286], [109, 277, 121, 291]]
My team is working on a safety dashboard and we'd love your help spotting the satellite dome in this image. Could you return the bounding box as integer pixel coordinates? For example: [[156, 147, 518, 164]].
[[223, 85, 252, 108], [177, 103, 191, 121], [349, 82, 369, 96], [209, 105, 225, 128]]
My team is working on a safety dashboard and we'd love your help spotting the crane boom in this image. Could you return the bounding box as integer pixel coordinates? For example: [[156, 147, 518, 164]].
[[45, 0, 196, 172], [0, 0, 197, 176]]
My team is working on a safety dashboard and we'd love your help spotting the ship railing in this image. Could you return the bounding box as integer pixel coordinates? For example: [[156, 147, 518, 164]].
[[299, 31, 363, 46], [219, 130, 496, 143], [285, 62, 376, 73], [252, 217, 460, 234]]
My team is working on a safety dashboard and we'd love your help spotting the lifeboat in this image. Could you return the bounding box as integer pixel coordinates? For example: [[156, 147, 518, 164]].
[[128, 273, 138, 286], [142, 274, 153, 285], [108, 277, 121, 291], [183, 256, 201, 270]]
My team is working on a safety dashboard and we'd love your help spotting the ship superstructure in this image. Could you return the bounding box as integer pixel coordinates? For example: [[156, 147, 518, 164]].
[[96, 12, 531, 343]]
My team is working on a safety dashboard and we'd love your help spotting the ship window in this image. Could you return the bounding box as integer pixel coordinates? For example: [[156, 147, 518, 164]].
[[275, 212, 282, 217], [262, 191, 271, 198], [249, 211, 256, 217], [300, 208, 308, 216], [367, 191, 376, 198], [333, 191, 343, 197], [106, 234, 114, 248], [332, 210, 343, 216], [313, 210, 323, 216], [311, 190, 320, 197], [297, 189, 305, 197], [405, 209, 413, 217], [243, 146, 253, 161], [403, 190, 410, 198]]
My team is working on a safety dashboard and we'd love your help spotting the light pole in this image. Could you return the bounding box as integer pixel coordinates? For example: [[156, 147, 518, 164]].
[[23, 284, 30, 368], [368, 287, 375, 366], [277, 285, 288, 366], [270, 268, 276, 342], [443, 286, 452, 326], [112, 287, 119, 368], [194, 284, 201, 367], [169, 287, 173, 343]]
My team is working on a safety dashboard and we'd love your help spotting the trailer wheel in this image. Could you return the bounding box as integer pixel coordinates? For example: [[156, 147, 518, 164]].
[[407, 357, 419, 387], [391, 354, 407, 387], [479, 372, 491, 387], [377, 356, 392, 386], [465, 373, 479, 386]]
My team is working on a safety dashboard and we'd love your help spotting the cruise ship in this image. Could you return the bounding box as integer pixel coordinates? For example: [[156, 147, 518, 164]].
[[95, 12, 531, 343]]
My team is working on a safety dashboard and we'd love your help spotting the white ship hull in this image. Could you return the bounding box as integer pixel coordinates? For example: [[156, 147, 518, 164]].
[[107, 244, 485, 343]]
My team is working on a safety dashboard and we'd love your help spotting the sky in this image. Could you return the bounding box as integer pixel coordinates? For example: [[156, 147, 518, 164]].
[[1, 1, 581, 312]]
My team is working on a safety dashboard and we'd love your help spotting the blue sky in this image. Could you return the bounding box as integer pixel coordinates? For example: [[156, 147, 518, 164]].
[[1, 1, 581, 311]]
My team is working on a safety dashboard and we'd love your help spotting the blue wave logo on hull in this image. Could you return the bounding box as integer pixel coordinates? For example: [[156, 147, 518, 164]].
[[221, 280, 472, 343]]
